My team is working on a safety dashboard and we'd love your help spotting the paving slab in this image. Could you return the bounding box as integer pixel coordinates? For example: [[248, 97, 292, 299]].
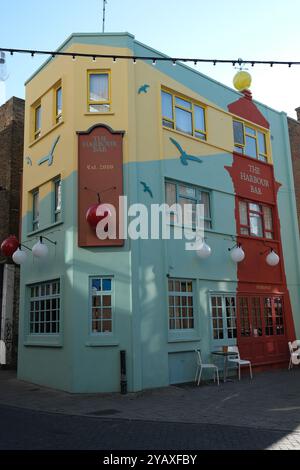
[[0, 368, 300, 434]]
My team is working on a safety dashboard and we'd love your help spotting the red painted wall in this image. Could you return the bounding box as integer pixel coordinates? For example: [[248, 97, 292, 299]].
[[226, 91, 295, 367]]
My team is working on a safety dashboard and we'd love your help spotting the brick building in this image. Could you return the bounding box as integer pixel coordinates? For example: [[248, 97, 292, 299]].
[[0, 97, 24, 367]]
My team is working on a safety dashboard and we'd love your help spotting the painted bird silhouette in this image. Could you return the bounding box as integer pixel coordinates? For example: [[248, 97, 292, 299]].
[[140, 181, 153, 198], [169, 137, 203, 166], [38, 135, 60, 166], [138, 84, 150, 94]]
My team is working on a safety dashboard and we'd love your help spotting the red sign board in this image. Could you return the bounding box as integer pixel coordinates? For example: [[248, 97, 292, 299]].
[[226, 155, 276, 204], [77, 124, 125, 247]]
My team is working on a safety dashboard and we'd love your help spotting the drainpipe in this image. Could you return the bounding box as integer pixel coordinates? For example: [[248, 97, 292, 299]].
[[120, 350, 127, 394]]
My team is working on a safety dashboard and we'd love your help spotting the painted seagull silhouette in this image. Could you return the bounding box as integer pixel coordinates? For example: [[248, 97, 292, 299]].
[[140, 181, 153, 198], [169, 137, 203, 166], [138, 84, 150, 94], [38, 135, 60, 166]]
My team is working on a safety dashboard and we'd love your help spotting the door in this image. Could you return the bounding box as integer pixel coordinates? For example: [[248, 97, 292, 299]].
[[237, 294, 288, 366]]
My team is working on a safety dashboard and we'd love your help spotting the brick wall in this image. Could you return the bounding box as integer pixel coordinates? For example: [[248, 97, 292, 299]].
[[288, 116, 300, 231], [0, 97, 24, 368], [0, 97, 24, 261]]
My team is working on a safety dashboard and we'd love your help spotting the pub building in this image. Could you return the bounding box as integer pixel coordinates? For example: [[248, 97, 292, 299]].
[[5, 33, 299, 392]]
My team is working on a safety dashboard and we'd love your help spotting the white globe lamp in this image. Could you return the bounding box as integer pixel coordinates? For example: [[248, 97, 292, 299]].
[[266, 249, 280, 266], [230, 245, 245, 263], [32, 239, 48, 259], [12, 248, 27, 265], [196, 241, 212, 259]]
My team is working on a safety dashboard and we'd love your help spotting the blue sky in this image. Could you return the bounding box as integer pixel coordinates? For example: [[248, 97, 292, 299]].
[[1, 0, 300, 117]]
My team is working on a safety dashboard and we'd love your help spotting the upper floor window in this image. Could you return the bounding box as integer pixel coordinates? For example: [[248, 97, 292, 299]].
[[90, 277, 113, 334], [88, 71, 110, 113], [34, 104, 41, 139], [168, 279, 194, 330], [55, 86, 62, 123], [32, 189, 39, 231], [165, 180, 212, 229], [29, 280, 60, 334], [239, 200, 274, 239], [161, 89, 206, 140], [233, 120, 268, 162], [53, 178, 62, 222]]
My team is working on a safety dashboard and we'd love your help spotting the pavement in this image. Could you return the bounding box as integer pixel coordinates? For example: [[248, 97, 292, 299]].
[[1, 367, 300, 449]]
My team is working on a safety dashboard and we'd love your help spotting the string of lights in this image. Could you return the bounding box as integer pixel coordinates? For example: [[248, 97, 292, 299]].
[[0, 47, 300, 67]]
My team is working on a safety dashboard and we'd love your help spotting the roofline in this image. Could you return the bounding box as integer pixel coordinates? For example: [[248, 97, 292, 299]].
[[24, 32, 288, 118]]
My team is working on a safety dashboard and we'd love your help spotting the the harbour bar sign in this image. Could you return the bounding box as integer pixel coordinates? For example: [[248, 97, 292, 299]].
[[77, 124, 125, 247]]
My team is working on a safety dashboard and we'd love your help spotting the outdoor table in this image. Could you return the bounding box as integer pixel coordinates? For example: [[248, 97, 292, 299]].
[[211, 350, 238, 382]]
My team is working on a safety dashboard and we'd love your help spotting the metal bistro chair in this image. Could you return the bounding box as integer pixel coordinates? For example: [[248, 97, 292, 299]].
[[195, 349, 219, 386], [288, 341, 300, 369], [227, 346, 253, 380]]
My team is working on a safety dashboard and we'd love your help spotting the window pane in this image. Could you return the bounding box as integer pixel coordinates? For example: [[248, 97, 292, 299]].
[[56, 87, 62, 116], [161, 91, 173, 120], [175, 96, 191, 109], [258, 132, 266, 154], [165, 182, 176, 206], [233, 121, 244, 145], [175, 107, 192, 135], [179, 185, 196, 198], [89, 74, 109, 101], [245, 126, 256, 136], [239, 201, 248, 226], [250, 213, 263, 237], [245, 135, 257, 158], [35, 106, 41, 131], [92, 279, 101, 291], [89, 104, 110, 113], [102, 279, 112, 291], [234, 146, 243, 154], [249, 202, 261, 212], [199, 191, 210, 219], [55, 180, 61, 212], [194, 105, 205, 131], [263, 206, 273, 231]]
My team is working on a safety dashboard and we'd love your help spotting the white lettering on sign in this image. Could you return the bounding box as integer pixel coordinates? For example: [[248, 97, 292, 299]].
[[82, 136, 117, 153], [86, 164, 114, 170]]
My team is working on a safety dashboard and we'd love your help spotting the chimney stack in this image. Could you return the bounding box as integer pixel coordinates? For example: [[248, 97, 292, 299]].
[[295, 107, 300, 122]]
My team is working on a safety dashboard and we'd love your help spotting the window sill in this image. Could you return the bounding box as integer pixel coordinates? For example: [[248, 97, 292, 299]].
[[85, 338, 119, 347], [168, 333, 201, 343], [29, 120, 64, 148], [24, 335, 62, 347], [84, 112, 115, 116], [27, 220, 64, 237]]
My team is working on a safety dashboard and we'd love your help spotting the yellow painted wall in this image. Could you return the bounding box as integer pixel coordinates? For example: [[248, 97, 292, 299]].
[[22, 41, 271, 218]]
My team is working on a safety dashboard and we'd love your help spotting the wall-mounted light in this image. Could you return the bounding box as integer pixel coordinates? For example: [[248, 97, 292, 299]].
[[196, 239, 212, 259], [228, 243, 245, 263], [12, 244, 31, 265], [266, 248, 280, 266], [32, 236, 56, 260]]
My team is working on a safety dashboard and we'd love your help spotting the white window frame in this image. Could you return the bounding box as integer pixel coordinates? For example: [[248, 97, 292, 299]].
[[209, 293, 237, 343]]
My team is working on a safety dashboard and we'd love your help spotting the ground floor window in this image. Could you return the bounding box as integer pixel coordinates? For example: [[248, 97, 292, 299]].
[[29, 280, 60, 334], [210, 293, 285, 341], [168, 279, 194, 330], [239, 295, 284, 338], [210, 294, 237, 340], [90, 277, 113, 334]]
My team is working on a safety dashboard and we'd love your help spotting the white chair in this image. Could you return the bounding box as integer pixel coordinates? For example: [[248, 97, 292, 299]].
[[288, 341, 300, 369], [194, 349, 219, 386], [227, 346, 252, 380]]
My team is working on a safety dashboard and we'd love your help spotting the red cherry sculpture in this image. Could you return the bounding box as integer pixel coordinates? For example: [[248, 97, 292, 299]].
[[1, 235, 19, 257], [86, 203, 112, 229]]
